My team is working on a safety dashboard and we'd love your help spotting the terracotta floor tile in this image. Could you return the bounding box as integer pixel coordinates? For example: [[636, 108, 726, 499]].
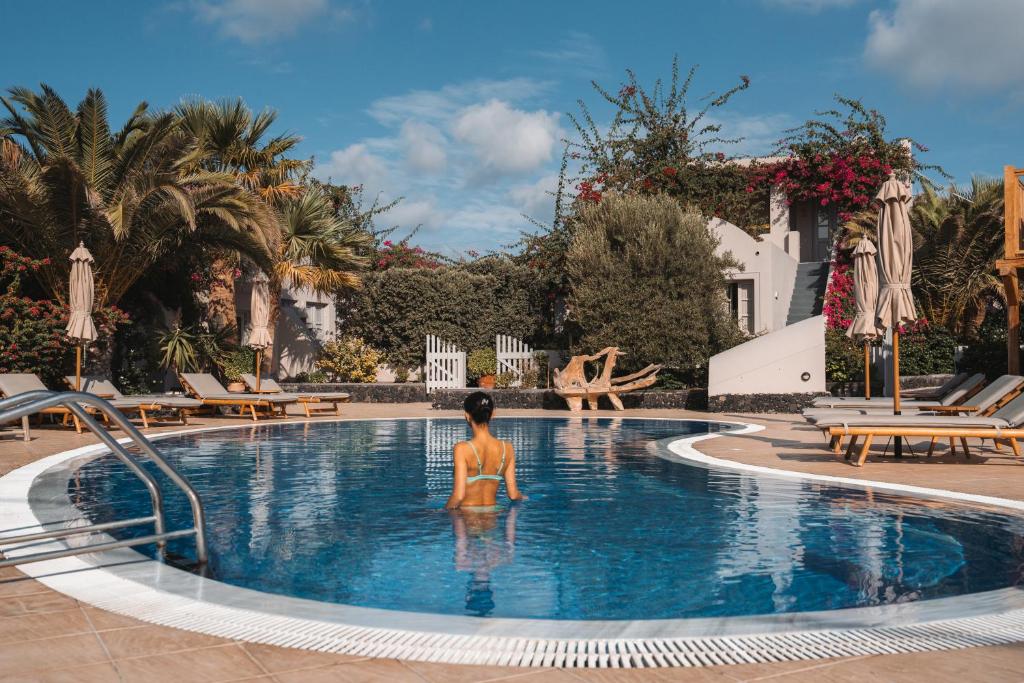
[[0, 573, 55, 597], [0, 608, 93, 643], [100, 623, 226, 660], [81, 605, 147, 631], [0, 589, 79, 617], [400, 660, 557, 682], [4, 661, 123, 682], [114, 643, 266, 682], [274, 657, 426, 682], [570, 666, 732, 682], [0, 632, 110, 675], [240, 641, 364, 673]]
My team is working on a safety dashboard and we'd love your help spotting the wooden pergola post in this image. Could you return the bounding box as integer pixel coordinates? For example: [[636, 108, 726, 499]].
[[997, 165, 1024, 375]]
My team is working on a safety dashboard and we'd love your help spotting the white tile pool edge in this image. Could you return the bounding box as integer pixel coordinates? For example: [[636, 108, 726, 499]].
[[3, 416, 1024, 668]]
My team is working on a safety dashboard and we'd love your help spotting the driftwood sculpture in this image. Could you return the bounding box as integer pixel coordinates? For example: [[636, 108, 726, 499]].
[[553, 347, 662, 412]]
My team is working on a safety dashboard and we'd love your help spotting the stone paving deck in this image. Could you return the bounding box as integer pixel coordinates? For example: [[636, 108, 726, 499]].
[[1, 404, 1023, 681]]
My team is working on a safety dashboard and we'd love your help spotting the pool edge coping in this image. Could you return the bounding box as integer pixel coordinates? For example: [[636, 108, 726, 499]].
[[3, 415, 1024, 668]]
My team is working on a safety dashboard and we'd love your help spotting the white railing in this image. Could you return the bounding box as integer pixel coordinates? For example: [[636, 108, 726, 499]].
[[425, 335, 466, 394], [496, 334, 535, 387]]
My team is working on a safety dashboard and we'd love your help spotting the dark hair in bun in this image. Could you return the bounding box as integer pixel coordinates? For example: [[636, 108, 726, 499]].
[[463, 391, 494, 424]]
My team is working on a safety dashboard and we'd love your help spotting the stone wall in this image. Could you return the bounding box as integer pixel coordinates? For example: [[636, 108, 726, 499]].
[[430, 388, 706, 411], [706, 392, 828, 414], [280, 382, 428, 403]]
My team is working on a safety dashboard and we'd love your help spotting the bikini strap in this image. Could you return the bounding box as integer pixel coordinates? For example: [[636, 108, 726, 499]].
[[467, 441, 483, 472], [499, 441, 507, 472]]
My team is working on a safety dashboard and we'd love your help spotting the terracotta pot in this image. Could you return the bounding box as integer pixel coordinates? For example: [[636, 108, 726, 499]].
[[226, 381, 246, 393], [477, 375, 496, 389]]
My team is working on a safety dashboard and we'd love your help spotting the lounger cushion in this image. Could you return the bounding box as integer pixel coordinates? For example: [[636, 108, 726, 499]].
[[240, 374, 349, 401], [902, 372, 968, 398], [67, 376, 202, 408], [811, 373, 985, 408], [0, 373, 48, 396], [817, 414, 1010, 429]]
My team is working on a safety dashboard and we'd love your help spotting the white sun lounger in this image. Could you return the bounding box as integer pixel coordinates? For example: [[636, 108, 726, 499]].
[[179, 373, 295, 421], [240, 374, 350, 417], [65, 376, 201, 427]]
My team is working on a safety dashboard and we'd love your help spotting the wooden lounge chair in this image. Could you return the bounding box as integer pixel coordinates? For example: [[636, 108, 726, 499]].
[[0, 373, 82, 433], [808, 375, 1022, 423], [65, 376, 201, 427], [240, 374, 350, 417], [822, 388, 1024, 467], [901, 372, 968, 399], [809, 373, 986, 410], [179, 373, 295, 421], [553, 347, 662, 411]]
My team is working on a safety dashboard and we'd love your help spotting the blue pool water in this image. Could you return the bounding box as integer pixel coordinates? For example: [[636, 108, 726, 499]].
[[70, 418, 1024, 620]]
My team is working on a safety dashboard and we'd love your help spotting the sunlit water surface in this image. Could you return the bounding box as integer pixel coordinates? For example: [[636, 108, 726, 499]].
[[71, 418, 1024, 620]]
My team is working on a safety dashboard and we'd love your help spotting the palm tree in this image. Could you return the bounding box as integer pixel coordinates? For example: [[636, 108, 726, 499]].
[[176, 99, 307, 332], [843, 177, 1004, 338], [0, 85, 277, 307], [264, 189, 372, 372]]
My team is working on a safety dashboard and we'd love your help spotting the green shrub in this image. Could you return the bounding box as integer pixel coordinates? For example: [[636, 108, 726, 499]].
[[960, 311, 1007, 377], [217, 348, 256, 382], [494, 371, 518, 389], [316, 337, 382, 383], [564, 193, 744, 385], [467, 348, 497, 380], [898, 326, 956, 376], [294, 370, 328, 384], [339, 258, 545, 373], [825, 329, 864, 382]]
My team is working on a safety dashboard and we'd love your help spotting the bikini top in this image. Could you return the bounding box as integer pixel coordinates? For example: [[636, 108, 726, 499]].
[[465, 440, 507, 483]]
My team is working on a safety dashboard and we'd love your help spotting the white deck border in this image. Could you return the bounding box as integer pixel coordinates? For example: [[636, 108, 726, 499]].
[[3, 416, 1024, 668]]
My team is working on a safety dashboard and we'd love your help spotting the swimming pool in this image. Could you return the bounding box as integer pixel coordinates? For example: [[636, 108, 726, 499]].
[[67, 417, 1024, 622]]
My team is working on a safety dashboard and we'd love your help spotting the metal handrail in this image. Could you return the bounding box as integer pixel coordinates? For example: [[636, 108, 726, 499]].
[[0, 390, 208, 567]]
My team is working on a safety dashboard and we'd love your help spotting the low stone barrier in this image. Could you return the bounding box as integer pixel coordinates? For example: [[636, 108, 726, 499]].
[[430, 388, 706, 411], [706, 393, 828, 414], [280, 382, 428, 403]]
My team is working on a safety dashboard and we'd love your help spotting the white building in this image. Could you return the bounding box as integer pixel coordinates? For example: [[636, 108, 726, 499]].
[[235, 279, 336, 380]]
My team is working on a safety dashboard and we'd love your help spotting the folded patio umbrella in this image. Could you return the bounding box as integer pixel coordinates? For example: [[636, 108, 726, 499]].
[[874, 174, 917, 453], [846, 238, 882, 399], [247, 272, 273, 392], [65, 242, 98, 391]]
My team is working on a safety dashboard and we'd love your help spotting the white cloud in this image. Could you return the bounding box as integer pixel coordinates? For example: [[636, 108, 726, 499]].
[[380, 198, 444, 231], [706, 112, 796, 157], [191, 0, 350, 43], [367, 78, 552, 126], [762, 0, 858, 11], [452, 100, 561, 177], [314, 144, 390, 198], [529, 31, 607, 76], [400, 121, 447, 173], [864, 0, 1024, 91], [509, 174, 559, 220]]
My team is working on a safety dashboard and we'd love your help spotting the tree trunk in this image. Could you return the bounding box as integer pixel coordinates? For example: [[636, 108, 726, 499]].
[[266, 276, 282, 379], [205, 254, 238, 341]]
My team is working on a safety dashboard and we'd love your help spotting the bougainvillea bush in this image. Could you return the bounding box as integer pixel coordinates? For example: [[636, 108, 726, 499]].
[[0, 246, 128, 384]]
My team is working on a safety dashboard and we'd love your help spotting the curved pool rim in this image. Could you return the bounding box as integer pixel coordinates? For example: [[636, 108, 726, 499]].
[[4, 416, 1024, 668]]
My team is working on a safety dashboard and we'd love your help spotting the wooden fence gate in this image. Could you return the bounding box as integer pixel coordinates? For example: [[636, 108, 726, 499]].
[[496, 334, 536, 387], [425, 335, 466, 394]]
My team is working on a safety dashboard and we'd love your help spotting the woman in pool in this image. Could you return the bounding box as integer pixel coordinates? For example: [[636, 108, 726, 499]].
[[445, 391, 525, 510]]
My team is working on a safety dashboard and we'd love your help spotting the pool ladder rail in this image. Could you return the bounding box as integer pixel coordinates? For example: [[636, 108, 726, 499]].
[[0, 390, 208, 569]]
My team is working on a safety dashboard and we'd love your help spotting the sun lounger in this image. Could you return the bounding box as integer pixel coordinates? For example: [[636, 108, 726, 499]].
[[809, 373, 986, 409], [65, 376, 201, 427], [901, 372, 968, 399], [240, 374, 350, 417], [805, 375, 1024, 424], [179, 373, 295, 421], [823, 389, 1024, 467], [0, 373, 83, 433]]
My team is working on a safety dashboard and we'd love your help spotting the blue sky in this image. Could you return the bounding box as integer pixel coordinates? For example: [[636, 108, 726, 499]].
[[4, 0, 1022, 253]]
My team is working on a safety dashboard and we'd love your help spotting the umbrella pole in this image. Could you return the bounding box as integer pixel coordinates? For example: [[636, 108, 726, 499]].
[[864, 341, 871, 400], [256, 349, 262, 392], [893, 329, 903, 457], [75, 345, 82, 391]]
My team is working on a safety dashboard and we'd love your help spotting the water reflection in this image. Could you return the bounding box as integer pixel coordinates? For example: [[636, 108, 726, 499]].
[[451, 506, 519, 616]]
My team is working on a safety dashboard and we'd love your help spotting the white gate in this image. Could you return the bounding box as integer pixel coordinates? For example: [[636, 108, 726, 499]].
[[496, 334, 535, 387], [425, 335, 466, 394]]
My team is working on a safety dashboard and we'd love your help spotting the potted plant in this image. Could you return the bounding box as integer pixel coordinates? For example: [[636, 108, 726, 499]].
[[217, 348, 256, 392], [467, 348, 497, 389]]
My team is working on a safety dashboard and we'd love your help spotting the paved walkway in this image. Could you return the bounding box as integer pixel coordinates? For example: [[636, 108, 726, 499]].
[[2, 405, 1023, 682]]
